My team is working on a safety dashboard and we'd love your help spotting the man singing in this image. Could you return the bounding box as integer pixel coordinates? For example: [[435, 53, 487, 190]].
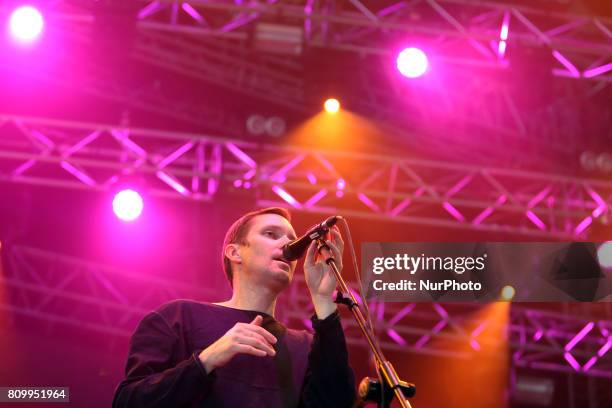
[[113, 207, 355, 407]]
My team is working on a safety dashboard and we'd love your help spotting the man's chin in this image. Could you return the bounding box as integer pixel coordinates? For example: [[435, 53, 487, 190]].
[[271, 269, 292, 288]]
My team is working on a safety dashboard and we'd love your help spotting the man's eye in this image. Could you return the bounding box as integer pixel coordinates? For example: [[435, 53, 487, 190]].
[[263, 231, 276, 238]]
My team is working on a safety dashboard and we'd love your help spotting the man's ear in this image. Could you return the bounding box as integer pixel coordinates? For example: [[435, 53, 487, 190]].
[[224, 243, 242, 264]]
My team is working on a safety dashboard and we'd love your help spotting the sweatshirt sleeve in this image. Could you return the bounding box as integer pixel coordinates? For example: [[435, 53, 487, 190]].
[[300, 311, 356, 408], [112, 311, 215, 408]]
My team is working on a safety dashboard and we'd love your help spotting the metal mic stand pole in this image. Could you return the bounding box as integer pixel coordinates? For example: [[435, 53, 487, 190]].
[[315, 239, 415, 408]]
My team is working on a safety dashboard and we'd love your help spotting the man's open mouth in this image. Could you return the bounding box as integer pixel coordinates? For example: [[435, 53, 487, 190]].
[[274, 258, 290, 269]]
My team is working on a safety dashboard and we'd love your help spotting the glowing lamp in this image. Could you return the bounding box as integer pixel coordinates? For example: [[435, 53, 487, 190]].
[[500, 285, 516, 301], [113, 189, 144, 222], [397, 47, 428, 78], [9, 6, 44, 43], [324, 98, 340, 114]]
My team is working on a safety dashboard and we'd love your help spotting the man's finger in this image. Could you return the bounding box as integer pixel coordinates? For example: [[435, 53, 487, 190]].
[[235, 335, 276, 356], [245, 325, 277, 344], [330, 228, 344, 249], [250, 315, 263, 326], [304, 240, 317, 265], [325, 240, 343, 269], [236, 344, 268, 357], [244, 331, 275, 348]]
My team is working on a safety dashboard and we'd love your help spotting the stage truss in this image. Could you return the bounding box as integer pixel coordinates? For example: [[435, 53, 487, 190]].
[[0, 1, 609, 171], [0, 114, 609, 239], [128, 0, 612, 79], [1, 244, 610, 382]]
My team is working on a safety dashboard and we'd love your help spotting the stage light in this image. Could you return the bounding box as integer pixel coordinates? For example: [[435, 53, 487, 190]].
[[8, 5, 44, 43], [113, 189, 143, 222], [598, 242, 612, 269], [501, 285, 515, 301], [324, 98, 340, 114], [397, 47, 428, 78]]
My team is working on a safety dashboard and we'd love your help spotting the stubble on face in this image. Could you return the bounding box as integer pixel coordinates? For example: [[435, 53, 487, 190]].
[[240, 214, 298, 288]]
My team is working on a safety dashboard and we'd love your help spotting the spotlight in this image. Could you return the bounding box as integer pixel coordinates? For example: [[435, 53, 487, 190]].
[[8, 5, 44, 44], [113, 189, 143, 222], [500, 285, 515, 301], [324, 98, 340, 114], [397, 47, 428, 78], [598, 242, 612, 269]]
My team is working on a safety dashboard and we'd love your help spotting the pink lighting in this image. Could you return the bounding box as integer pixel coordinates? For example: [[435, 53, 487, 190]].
[[526, 210, 546, 230], [390, 187, 425, 217], [552, 50, 580, 78], [582, 356, 597, 372], [225, 143, 256, 168], [588, 188, 607, 218], [157, 141, 194, 169], [182, 2, 205, 24], [271, 154, 304, 183], [138, 1, 163, 20], [156, 170, 189, 196], [564, 352, 581, 371], [597, 337, 612, 358], [9, 5, 44, 43], [60, 161, 96, 186], [574, 216, 592, 236], [389, 304, 416, 325], [397, 47, 428, 78], [533, 330, 543, 341], [357, 193, 380, 212], [446, 174, 473, 197], [306, 173, 317, 185], [443, 202, 465, 222], [272, 185, 301, 208], [565, 322, 594, 352], [415, 320, 447, 349], [113, 189, 144, 222], [497, 11, 510, 59], [500, 23, 509, 41], [386, 329, 406, 345], [497, 41, 507, 57], [304, 189, 327, 208], [583, 62, 612, 78]]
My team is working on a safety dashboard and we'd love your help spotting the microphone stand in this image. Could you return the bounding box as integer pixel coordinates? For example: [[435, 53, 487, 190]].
[[315, 239, 416, 408]]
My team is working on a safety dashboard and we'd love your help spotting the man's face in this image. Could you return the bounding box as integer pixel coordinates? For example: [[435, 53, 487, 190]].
[[238, 213, 298, 287]]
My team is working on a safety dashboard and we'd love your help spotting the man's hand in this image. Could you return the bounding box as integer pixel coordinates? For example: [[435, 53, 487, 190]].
[[198, 315, 277, 374], [304, 226, 344, 319]]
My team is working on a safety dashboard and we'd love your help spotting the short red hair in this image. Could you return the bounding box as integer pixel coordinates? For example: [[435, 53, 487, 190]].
[[222, 207, 291, 287]]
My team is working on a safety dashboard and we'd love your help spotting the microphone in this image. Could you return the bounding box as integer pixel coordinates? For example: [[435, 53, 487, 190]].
[[282, 216, 340, 261]]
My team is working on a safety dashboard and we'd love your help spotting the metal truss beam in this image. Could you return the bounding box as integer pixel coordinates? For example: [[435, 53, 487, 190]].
[[353, 64, 611, 170], [0, 36, 245, 137], [0, 114, 610, 239], [283, 277, 612, 379], [33, 1, 608, 168], [127, 0, 612, 82], [1, 244, 610, 379], [132, 28, 306, 112], [0, 245, 217, 337]]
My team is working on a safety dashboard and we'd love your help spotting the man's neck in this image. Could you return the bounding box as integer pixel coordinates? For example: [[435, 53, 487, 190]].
[[216, 280, 280, 316]]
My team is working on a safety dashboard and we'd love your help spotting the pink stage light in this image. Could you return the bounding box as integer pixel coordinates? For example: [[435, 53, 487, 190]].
[[113, 189, 144, 222], [8, 5, 44, 43], [397, 47, 428, 78]]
